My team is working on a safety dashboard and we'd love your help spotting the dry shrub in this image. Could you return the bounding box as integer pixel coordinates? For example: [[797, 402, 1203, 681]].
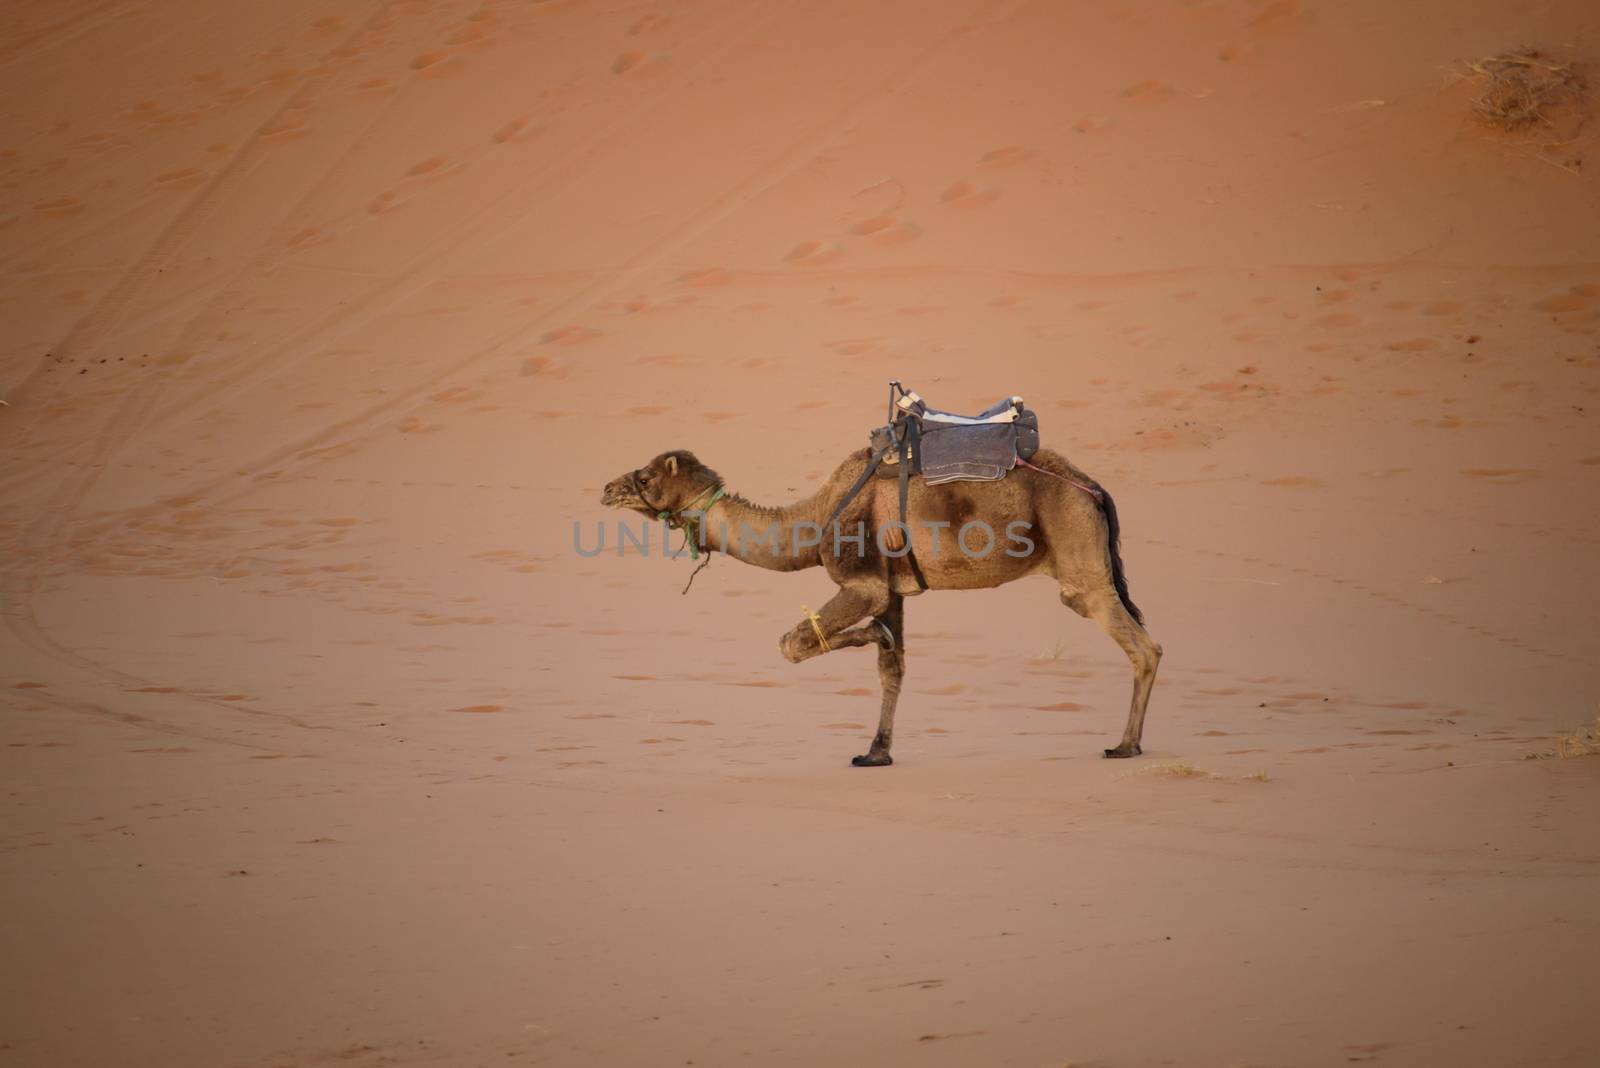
[[1523, 716, 1600, 760], [1555, 716, 1600, 759], [1147, 760, 1207, 779], [1461, 48, 1587, 132]]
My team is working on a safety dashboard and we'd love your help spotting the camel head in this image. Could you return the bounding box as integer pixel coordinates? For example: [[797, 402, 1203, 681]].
[[601, 450, 723, 520]]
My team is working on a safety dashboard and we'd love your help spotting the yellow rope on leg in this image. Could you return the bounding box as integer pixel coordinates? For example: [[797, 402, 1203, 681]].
[[801, 604, 831, 653]]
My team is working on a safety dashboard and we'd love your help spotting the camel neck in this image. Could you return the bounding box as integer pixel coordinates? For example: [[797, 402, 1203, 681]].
[[698, 490, 826, 572]]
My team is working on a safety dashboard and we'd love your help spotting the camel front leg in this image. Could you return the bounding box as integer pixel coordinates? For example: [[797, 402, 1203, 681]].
[[851, 592, 904, 768], [777, 587, 889, 664]]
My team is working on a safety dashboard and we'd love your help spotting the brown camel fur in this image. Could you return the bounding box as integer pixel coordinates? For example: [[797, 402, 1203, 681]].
[[600, 446, 1161, 765]]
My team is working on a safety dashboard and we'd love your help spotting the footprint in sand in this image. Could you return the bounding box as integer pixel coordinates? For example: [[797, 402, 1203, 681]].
[[445, 23, 491, 47], [846, 215, 920, 245], [154, 167, 204, 187], [367, 190, 404, 214], [305, 14, 343, 38], [540, 326, 600, 345], [1121, 80, 1174, 104], [939, 180, 998, 209], [1034, 702, 1084, 712], [676, 267, 733, 288], [261, 115, 308, 140], [1386, 338, 1437, 353], [1248, 0, 1303, 28], [491, 118, 532, 144], [405, 155, 455, 178], [452, 704, 504, 714], [629, 13, 670, 34], [520, 356, 566, 378], [1313, 312, 1359, 328], [286, 227, 332, 251], [849, 214, 895, 236], [977, 145, 1032, 168], [429, 386, 482, 404], [35, 197, 84, 218], [1534, 289, 1594, 314], [1460, 468, 1538, 485], [612, 51, 665, 76], [784, 239, 840, 265]]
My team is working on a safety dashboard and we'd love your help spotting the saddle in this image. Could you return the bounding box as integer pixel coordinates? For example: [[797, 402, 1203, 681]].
[[826, 381, 1041, 589], [869, 388, 1040, 483]]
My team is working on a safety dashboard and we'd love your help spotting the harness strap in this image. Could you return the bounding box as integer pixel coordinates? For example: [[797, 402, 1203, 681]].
[[823, 443, 892, 531], [1014, 456, 1103, 501], [898, 421, 929, 591]]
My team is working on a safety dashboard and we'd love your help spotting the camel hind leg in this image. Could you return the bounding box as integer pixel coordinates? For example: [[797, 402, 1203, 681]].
[[1064, 585, 1162, 758]]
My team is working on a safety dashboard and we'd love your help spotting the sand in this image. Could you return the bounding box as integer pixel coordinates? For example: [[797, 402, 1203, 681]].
[[3, 1, 1599, 1065]]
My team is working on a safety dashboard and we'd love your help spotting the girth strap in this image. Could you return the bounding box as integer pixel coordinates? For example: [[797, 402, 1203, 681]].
[[824, 442, 892, 531], [898, 420, 929, 591], [822, 419, 929, 593]]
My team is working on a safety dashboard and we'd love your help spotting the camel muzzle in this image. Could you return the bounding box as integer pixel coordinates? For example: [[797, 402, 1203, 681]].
[[601, 474, 643, 508]]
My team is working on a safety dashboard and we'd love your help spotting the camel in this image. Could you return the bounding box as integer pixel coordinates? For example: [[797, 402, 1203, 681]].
[[600, 446, 1161, 765]]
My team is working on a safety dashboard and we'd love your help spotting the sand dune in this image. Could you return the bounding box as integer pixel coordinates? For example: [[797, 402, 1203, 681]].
[[3, 1, 1598, 1065]]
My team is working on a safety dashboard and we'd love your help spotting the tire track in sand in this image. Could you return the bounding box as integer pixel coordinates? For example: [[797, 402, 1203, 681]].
[[155, 0, 1031, 517], [0, 3, 404, 746]]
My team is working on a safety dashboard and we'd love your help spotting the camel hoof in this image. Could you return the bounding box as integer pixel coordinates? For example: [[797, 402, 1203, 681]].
[[851, 752, 893, 768], [1103, 744, 1142, 759]]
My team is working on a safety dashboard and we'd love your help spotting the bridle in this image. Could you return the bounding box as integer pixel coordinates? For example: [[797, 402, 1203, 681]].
[[640, 475, 725, 560]]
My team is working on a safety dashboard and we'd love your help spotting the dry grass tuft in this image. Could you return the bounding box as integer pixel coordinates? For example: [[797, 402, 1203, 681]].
[[1555, 716, 1600, 758], [1146, 760, 1208, 779], [1523, 715, 1600, 760], [1461, 48, 1586, 131], [1034, 636, 1068, 661], [1243, 770, 1272, 783]]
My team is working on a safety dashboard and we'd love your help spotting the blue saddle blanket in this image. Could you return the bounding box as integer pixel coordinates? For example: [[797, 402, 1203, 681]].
[[918, 423, 1019, 484]]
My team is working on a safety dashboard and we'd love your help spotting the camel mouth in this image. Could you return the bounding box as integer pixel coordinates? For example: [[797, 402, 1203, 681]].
[[601, 475, 645, 510]]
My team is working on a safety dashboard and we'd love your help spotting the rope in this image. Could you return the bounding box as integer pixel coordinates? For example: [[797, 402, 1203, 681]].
[[801, 604, 831, 652], [1014, 456, 1103, 500], [658, 485, 725, 560]]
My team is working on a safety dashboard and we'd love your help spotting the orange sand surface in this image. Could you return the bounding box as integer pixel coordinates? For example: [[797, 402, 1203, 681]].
[[3, 1, 1598, 1065]]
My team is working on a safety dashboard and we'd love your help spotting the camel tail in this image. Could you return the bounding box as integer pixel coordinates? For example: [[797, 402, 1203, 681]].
[[1094, 482, 1145, 627]]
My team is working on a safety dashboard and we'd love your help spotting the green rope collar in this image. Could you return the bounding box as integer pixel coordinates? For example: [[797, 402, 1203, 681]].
[[659, 485, 725, 559]]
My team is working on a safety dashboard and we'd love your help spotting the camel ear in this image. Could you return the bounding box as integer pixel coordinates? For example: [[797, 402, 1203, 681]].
[[665, 455, 679, 477]]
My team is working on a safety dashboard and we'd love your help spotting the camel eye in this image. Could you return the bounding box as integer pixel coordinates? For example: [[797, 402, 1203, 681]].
[[637, 470, 652, 484]]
